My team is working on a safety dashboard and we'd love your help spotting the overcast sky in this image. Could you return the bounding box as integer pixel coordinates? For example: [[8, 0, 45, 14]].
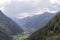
[[0, 0, 60, 19]]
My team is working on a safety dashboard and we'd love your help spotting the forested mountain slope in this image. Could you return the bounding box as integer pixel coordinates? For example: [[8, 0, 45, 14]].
[[0, 10, 24, 40], [27, 12, 60, 40]]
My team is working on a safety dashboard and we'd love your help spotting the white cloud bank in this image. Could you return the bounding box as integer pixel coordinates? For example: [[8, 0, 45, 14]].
[[50, 0, 60, 4], [0, 0, 11, 3], [0, 0, 60, 19]]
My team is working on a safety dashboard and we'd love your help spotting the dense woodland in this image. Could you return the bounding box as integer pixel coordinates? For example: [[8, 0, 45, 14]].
[[27, 12, 60, 40]]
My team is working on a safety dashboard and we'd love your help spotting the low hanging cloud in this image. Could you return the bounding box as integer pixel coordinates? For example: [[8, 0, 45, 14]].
[[1, 0, 60, 19]]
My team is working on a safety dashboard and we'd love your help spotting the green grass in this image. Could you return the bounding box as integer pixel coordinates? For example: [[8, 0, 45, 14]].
[[13, 34, 29, 40]]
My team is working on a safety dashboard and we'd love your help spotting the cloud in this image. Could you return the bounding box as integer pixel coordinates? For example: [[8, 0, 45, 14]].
[[49, 0, 60, 4], [2, 0, 51, 18], [1, 0, 60, 19], [18, 0, 41, 2], [0, 0, 11, 3], [0, 0, 11, 8], [16, 13, 31, 19]]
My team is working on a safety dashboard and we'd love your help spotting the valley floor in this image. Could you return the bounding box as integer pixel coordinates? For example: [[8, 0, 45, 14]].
[[12, 34, 29, 40]]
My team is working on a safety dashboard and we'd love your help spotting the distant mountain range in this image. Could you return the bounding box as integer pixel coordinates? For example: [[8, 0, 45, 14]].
[[27, 12, 60, 40], [0, 10, 24, 40], [13, 12, 55, 34]]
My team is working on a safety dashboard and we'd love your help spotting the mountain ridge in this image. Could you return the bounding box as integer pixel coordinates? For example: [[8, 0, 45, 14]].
[[13, 12, 55, 34], [27, 12, 60, 40], [0, 10, 24, 40]]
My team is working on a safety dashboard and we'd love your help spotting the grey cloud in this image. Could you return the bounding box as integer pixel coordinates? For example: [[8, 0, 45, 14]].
[[48, 4, 60, 11], [3, 0, 51, 17], [3, 1, 37, 16]]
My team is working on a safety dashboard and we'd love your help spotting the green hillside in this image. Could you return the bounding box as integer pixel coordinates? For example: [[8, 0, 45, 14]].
[[27, 12, 60, 40], [13, 34, 29, 40]]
